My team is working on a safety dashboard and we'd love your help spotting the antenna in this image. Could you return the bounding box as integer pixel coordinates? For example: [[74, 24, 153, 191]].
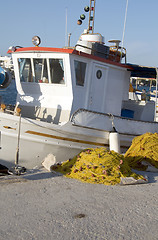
[[121, 0, 129, 58], [68, 33, 71, 47], [88, 0, 96, 33], [65, 8, 68, 46]]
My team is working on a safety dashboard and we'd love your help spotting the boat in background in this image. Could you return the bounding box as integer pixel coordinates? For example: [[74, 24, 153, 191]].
[[129, 65, 158, 121], [0, 0, 158, 169], [0, 55, 14, 77], [0, 55, 13, 69]]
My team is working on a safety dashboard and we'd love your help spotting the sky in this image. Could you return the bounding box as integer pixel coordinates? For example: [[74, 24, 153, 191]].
[[0, 0, 158, 67]]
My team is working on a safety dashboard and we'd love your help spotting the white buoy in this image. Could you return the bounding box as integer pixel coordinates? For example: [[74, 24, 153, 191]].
[[109, 131, 121, 153]]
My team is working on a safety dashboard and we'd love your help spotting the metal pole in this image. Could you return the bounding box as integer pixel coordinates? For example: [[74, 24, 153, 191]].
[[68, 33, 71, 47], [15, 114, 21, 167], [65, 8, 68, 46], [88, 0, 91, 33], [92, 0, 96, 33], [121, 0, 129, 60], [154, 68, 158, 121], [88, 0, 96, 33]]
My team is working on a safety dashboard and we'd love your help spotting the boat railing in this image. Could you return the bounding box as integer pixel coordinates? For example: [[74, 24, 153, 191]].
[[75, 43, 126, 63], [109, 46, 126, 64]]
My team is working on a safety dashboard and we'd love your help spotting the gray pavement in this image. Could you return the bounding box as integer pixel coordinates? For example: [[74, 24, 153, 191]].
[[0, 169, 158, 240]]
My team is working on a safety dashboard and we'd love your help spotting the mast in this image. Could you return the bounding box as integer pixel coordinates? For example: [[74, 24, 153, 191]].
[[77, 0, 96, 34], [88, 0, 96, 33]]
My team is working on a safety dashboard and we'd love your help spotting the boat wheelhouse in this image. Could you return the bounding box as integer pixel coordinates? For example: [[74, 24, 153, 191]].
[[9, 43, 131, 125]]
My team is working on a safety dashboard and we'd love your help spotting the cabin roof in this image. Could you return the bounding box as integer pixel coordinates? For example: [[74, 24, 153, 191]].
[[8, 47, 132, 70], [7, 47, 75, 54], [128, 64, 157, 79]]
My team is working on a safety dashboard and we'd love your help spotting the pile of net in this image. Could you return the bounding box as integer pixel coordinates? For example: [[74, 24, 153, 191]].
[[124, 132, 158, 171], [51, 147, 146, 185]]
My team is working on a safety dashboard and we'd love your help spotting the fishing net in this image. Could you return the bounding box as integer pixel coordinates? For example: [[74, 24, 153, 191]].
[[51, 147, 145, 185], [124, 132, 158, 171]]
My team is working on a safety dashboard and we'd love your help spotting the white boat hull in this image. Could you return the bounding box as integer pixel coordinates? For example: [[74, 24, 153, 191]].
[[1, 109, 158, 169], [0, 111, 109, 168]]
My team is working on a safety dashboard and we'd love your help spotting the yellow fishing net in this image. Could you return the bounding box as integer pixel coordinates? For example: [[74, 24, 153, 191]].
[[124, 132, 158, 170], [51, 147, 145, 185]]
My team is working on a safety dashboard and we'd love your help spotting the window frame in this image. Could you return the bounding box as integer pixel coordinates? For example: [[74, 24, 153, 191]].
[[74, 60, 87, 87], [18, 56, 66, 85]]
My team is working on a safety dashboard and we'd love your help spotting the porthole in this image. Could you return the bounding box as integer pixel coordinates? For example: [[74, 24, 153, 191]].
[[96, 70, 102, 79]]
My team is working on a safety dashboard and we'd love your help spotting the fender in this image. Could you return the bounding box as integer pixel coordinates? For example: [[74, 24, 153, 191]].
[[0, 66, 12, 88]]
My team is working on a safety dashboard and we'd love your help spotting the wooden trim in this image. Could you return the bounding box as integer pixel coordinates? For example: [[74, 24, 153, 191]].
[[8, 47, 131, 69], [25, 130, 129, 149], [3, 126, 16, 130], [73, 50, 130, 69], [7, 47, 75, 54], [26, 130, 108, 147]]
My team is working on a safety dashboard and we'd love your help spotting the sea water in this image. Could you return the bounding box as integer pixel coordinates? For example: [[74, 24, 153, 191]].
[[0, 79, 17, 105]]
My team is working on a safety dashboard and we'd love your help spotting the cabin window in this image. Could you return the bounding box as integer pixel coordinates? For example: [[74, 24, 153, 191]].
[[49, 59, 64, 84], [18, 58, 33, 82], [18, 58, 65, 84], [34, 58, 48, 83], [74, 60, 87, 86]]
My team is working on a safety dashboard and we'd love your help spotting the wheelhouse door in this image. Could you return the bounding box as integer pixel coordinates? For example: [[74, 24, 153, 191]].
[[89, 64, 108, 112]]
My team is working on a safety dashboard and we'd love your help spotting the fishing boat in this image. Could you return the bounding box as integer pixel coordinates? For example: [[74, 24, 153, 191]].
[[0, 55, 14, 78], [0, 55, 13, 71], [129, 65, 158, 120], [0, 0, 158, 169]]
